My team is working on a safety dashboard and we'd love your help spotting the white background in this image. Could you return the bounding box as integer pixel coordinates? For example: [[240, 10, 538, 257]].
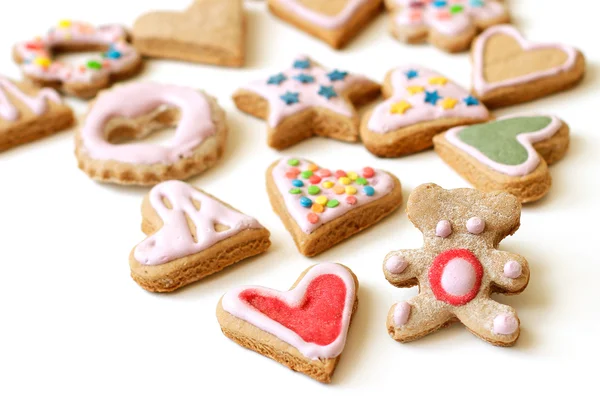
[[0, 1, 598, 398]]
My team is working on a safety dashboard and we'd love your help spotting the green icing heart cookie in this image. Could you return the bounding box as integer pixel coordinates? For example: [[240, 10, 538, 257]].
[[458, 116, 553, 165]]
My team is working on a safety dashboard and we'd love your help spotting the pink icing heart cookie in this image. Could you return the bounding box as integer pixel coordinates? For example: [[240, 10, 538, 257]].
[[130, 180, 270, 292], [13, 20, 142, 99], [384, 183, 530, 346], [385, 0, 510, 52], [361, 65, 489, 157], [217, 262, 358, 383], [233, 56, 380, 150], [471, 25, 586, 108], [75, 82, 227, 186], [267, 157, 403, 256]]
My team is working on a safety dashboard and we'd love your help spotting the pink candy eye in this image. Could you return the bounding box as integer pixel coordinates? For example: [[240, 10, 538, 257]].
[[466, 217, 485, 234]]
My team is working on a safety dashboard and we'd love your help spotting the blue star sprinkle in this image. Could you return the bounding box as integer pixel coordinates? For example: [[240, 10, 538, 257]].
[[293, 59, 311, 69], [280, 91, 300, 105], [463, 95, 480, 106], [267, 73, 287, 85], [405, 69, 419, 80], [293, 74, 315, 84], [318, 86, 338, 100], [327, 69, 348, 82], [424, 90, 442, 105]]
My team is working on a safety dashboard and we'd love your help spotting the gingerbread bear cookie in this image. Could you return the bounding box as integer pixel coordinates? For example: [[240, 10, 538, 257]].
[[385, 0, 509, 52], [471, 25, 586, 108], [268, 0, 383, 49], [217, 262, 358, 383], [75, 82, 227, 186], [434, 114, 570, 203], [384, 183, 529, 346], [361, 65, 490, 157], [133, 0, 245, 67], [0, 76, 73, 152], [233, 56, 380, 150], [130, 180, 270, 292], [13, 20, 142, 99]]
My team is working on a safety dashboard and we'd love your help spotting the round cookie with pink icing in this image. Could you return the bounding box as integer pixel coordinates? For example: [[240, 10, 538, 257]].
[[75, 82, 227, 186], [383, 183, 530, 347], [385, 0, 510, 52], [360, 65, 490, 157], [434, 114, 570, 203], [13, 20, 142, 99]]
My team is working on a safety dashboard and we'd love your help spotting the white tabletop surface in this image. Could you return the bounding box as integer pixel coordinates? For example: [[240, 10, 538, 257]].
[[1, 1, 598, 398]]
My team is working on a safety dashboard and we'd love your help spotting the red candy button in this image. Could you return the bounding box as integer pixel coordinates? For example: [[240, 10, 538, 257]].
[[362, 167, 375, 178], [346, 196, 357, 205], [307, 213, 319, 224], [335, 170, 347, 179], [309, 175, 322, 184], [318, 169, 331, 178]]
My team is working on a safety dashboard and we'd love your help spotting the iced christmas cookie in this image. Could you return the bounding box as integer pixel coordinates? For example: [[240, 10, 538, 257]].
[[130, 180, 270, 292], [133, 0, 245, 67], [217, 262, 358, 383], [233, 56, 380, 150], [268, 0, 383, 49], [434, 114, 569, 203], [385, 0, 509, 52], [472, 25, 586, 108], [267, 157, 402, 256], [75, 82, 227, 186], [361, 66, 489, 157], [384, 183, 529, 346], [0, 76, 73, 152], [13, 20, 142, 99]]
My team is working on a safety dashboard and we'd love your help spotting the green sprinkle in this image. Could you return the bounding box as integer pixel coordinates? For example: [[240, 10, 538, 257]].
[[308, 186, 320, 195], [449, 5, 464, 14], [289, 188, 302, 194], [356, 177, 368, 185], [86, 60, 102, 70], [287, 159, 299, 166], [326, 199, 339, 208], [301, 170, 313, 179]]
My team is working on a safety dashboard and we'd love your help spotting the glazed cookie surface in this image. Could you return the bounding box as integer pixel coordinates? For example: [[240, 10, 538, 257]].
[[217, 262, 359, 383], [130, 180, 270, 292], [13, 20, 142, 99], [471, 25, 586, 108], [361, 65, 489, 157], [75, 82, 227, 186], [233, 56, 380, 150], [133, 0, 245, 67], [268, 0, 383, 49], [434, 114, 569, 203], [384, 183, 529, 346], [267, 157, 403, 256]]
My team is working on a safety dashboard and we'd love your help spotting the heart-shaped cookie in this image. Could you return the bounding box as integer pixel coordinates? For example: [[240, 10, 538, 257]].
[[133, 0, 245, 67], [471, 25, 585, 108], [217, 262, 358, 383], [267, 157, 403, 256]]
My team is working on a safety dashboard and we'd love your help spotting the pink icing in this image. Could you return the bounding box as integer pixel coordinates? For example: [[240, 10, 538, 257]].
[[221, 262, 356, 360], [241, 56, 372, 127], [134, 180, 263, 266], [367, 65, 489, 134], [466, 217, 485, 234], [272, 157, 395, 234], [80, 82, 216, 165], [503, 260, 522, 279], [445, 114, 563, 177], [385, 255, 407, 274], [392, 0, 506, 36], [440, 258, 477, 296], [493, 313, 518, 335], [14, 22, 140, 84], [435, 220, 452, 238], [0, 77, 62, 121], [472, 25, 578, 95], [277, 0, 370, 29], [393, 302, 411, 327]]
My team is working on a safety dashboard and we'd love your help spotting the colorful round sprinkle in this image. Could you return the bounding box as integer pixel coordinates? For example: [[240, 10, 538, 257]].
[[362, 167, 375, 178], [356, 177, 368, 185], [346, 196, 357, 205], [319, 169, 332, 177], [308, 186, 320, 195], [363, 186, 375, 196], [315, 196, 328, 205], [322, 181, 334, 189], [286, 170, 299, 179], [287, 158, 300, 166], [307, 213, 319, 224], [86, 60, 102, 70], [307, 164, 319, 171], [292, 179, 304, 187], [333, 185, 345, 195], [309, 175, 322, 184], [299, 197, 312, 208], [347, 172, 358, 181], [311, 203, 324, 213], [338, 177, 351, 185], [345, 186, 357, 195], [34, 57, 51, 68], [327, 199, 340, 208], [301, 170, 313, 179], [335, 170, 347, 179], [289, 188, 301, 195]]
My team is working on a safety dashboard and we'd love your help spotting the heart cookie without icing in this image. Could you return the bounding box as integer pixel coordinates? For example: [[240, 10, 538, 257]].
[[471, 25, 585, 108], [133, 0, 245, 67], [217, 262, 359, 383], [267, 157, 403, 256]]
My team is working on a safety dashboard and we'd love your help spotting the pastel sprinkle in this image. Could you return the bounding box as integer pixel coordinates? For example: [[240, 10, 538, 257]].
[[311, 203, 324, 213], [301, 170, 313, 179], [308, 186, 320, 195], [34, 57, 51, 68], [335, 170, 347, 179], [338, 177, 351, 185], [345, 186, 357, 195], [307, 213, 319, 224], [307, 164, 319, 171], [58, 19, 72, 28], [289, 188, 301, 195], [86, 60, 102, 70], [327, 199, 340, 208], [362, 167, 375, 178], [363, 186, 375, 196], [309, 175, 322, 184], [346, 196, 357, 205], [333, 186, 345, 195], [315, 196, 328, 206], [287, 159, 300, 166], [291, 179, 304, 187], [299, 197, 313, 208], [319, 169, 332, 177], [286, 167, 299, 176], [347, 172, 358, 181], [356, 177, 368, 185], [322, 181, 334, 189], [286, 171, 298, 179]]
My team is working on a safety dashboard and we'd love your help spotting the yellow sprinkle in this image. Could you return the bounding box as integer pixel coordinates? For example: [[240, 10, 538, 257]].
[[441, 98, 458, 110], [406, 86, 424, 95], [34, 57, 52, 68], [345, 186, 357, 195], [307, 163, 319, 172], [347, 172, 358, 181], [390, 100, 412, 115], [311, 203, 324, 213], [428, 76, 448, 86], [322, 181, 334, 189], [58, 19, 72, 28], [338, 177, 351, 185], [333, 186, 345, 195], [315, 196, 328, 206]]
